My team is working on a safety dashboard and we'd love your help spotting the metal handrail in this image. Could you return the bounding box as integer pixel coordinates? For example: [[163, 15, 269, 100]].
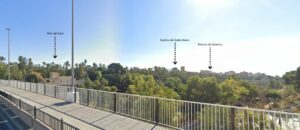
[[0, 89, 79, 130]]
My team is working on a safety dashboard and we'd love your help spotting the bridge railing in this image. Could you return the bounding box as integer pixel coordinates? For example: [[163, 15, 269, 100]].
[[1, 80, 300, 130], [0, 90, 79, 130]]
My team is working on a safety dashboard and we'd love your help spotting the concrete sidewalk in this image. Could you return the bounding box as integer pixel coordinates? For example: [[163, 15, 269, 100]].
[[0, 85, 171, 130]]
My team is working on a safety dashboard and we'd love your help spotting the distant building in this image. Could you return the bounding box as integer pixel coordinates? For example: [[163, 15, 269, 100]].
[[181, 66, 185, 72], [44, 72, 83, 86]]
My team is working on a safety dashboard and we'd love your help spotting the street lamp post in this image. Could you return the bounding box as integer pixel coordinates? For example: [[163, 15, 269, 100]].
[[65, 0, 76, 103], [5, 28, 11, 85], [71, 0, 75, 92]]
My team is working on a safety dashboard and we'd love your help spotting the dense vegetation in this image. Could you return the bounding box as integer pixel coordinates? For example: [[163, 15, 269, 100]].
[[0, 56, 299, 111]]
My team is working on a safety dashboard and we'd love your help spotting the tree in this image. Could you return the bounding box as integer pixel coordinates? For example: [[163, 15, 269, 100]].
[[283, 71, 296, 84], [83, 77, 94, 89], [266, 89, 282, 101], [87, 70, 102, 81], [186, 76, 220, 103], [296, 67, 300, 90], [0, 63, 7, 79], [269, 79, 283, 89], [164, 77, 182, 91], [64, 61, 70, 69], [153, 66, 169, 82], [28, 58, 33, 72], [0, 56, 5, 63], [127, 74, 179, 99], [25, 72, 43, 82], [104, 63, 126, 92], [219, 78, 249, 105]]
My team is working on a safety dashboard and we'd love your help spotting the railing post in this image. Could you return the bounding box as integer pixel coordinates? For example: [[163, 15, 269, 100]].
[[36, 83, 38, 93], [19, 99, 21, 109], [30, 82, 32, 91], [34, 106, 36, 119], [231, 108, 235, 130], [87, 89, 90, 106], [114, 93, 117, 113], [44, 83, 46, 95], [60, 118, 64, 130], [155, 98, 159, 124], [74, 88, 77, 103], [54, 86, 57, 98]]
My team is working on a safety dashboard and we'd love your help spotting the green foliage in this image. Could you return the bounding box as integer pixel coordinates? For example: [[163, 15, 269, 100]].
[[153, 66, 169, 82], [186, 76, 220, 103], [269, 79, 283, 89], [2, 55, 298, 110], [219, 78, 249, 105], [266, 89, 282, 101], [103, 63, 128, 92], [164, 77, 182, 90], [127, 74, 179, 99], [283, 71, 296, 84], [296, 67, 300, 90], [25, 72, 43, 83]]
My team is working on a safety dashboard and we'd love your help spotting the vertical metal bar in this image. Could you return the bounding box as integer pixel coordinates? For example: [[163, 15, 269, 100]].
[[87, 89, 90, 106], [204, 105, 206, 130], [242, 109, 245, 130], [132, 96, 134, 116], [231, 108, 235, 130], [258, 111, 260, 130], [237, 108, 239, 130], [44, 83, 46, 95], [218, 107, 220, 130], [54, 86, 57, 98], [223, 107, 225, 130], [247, 109, 250, 130], [273, 112, 275, 130], [268, 112, 271, 130], [215, 106, 217, 130], [34, 106, 36, 119], [279, 113, 282, 130], [74, 88, 77, 103], [36, 83, 38, 93], [286, 113, 288, 129], [253, 111, 255, 130], [189, 102, 191, 130], [60, 118, 64, 130], [227, 108, 229, 130], [19, 99, 21, 109], [292, 114, 295, 130], [175, 101, 179, 128], [155, 98, 159, 124], [297, 115, 300, 130], [210, 106, 212, 130], [263, 112, 265, 130]]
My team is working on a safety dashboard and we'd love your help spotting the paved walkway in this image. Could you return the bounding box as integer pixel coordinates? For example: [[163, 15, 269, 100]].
[[0, 85, 171, 130]]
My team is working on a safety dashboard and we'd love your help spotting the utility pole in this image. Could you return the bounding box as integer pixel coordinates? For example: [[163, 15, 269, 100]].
[[71, 0, 75, 92], [65, 0, 76, 103], [5, 28, 11, 85]]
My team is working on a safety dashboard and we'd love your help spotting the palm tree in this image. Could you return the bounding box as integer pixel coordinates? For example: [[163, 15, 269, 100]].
[[64, 61, 70, 70], [0, 56, 5, 63]]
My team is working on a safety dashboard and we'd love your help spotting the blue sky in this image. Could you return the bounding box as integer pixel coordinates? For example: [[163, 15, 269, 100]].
[[0, 0, 300, 76]]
